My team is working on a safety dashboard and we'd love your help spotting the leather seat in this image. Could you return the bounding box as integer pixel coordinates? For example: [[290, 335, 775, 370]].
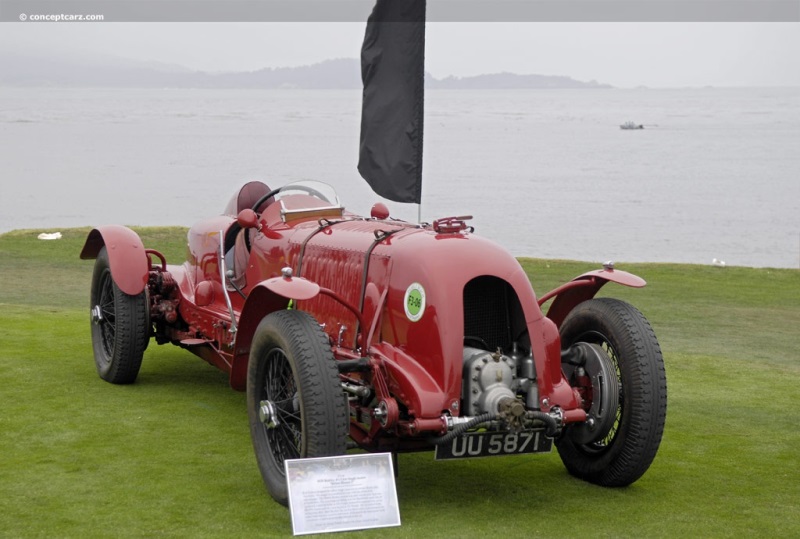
[[223, 180, 273, 216], [222, 182, 273, 284]]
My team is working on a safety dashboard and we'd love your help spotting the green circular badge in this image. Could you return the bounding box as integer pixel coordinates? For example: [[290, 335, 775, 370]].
[[403, 283, 426, 322]]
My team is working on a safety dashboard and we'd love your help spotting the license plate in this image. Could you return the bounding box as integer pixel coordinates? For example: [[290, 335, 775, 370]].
[[434, 430, 552, 460]]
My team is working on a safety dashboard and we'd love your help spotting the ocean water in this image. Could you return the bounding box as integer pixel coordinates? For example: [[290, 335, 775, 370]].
[[1, 87, 798, 268]]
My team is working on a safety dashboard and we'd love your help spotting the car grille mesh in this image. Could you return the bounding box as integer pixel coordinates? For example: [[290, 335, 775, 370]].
[[463, 276, 513, 352]]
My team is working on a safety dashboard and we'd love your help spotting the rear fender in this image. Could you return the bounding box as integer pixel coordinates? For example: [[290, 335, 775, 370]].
[[80, 225, 149, 296], [540, 267, 646, 327], [228, 277, 319, 391]]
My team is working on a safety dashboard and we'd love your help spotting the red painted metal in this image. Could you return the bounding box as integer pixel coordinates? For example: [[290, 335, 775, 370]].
[[80, 225, 149, 295], [145, 249, 167, 272], [543, 268, 646, 327], [263, 273, 320, 301], [370, 202, 390, 219], [432, 215, 473, 233], [83, 182, 649, 451]]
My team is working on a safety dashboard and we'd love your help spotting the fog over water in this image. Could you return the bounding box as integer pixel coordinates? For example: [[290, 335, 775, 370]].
[[1, 87, 798, 268]]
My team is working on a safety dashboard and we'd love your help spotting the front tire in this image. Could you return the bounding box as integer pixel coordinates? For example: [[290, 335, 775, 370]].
[[89, 246, 149, 384], [556, 298, 667, 487], [247, 310, 348, 506]]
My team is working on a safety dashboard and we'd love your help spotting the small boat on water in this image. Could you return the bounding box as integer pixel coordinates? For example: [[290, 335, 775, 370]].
[[620, 121, 644, 130]]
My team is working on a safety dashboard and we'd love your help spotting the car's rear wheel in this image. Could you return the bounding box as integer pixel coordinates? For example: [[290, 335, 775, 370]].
[[89, 246, 149, 384], [247, 310, 348, 506], [556, 298, 667, 486]]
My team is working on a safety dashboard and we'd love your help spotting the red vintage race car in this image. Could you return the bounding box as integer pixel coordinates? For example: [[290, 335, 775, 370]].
[[80, 180, 667, 505]]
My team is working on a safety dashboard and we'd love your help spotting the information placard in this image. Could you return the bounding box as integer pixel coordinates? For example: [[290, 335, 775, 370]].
[[285, 452, 401, 536]]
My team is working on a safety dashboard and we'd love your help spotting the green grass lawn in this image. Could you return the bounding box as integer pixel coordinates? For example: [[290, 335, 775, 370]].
[[1, 228, 798, 538]]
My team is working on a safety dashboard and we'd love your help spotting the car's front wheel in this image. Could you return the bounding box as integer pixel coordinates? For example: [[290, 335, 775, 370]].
[[89, 246, 149, 384], [247, 310, 348, 506], [556, 298, 667, 487]]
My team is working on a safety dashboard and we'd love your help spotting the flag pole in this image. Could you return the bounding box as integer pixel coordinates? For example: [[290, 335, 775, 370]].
[[357, 0, 426, 212]]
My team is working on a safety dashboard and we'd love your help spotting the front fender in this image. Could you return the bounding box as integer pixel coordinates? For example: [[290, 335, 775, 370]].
[[80, 225, 149, 296], [541, 267, 646, 327], [228, 277, 317, 391]]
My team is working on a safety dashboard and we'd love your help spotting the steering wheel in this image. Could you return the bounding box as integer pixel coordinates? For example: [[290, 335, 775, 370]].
[[251, 184, 332, 213], [251, 187, 282, 213]]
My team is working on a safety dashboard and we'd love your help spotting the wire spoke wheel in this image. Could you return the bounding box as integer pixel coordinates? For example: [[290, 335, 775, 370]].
[[262, 349, 302, 467], [556, 298, 667, 487], [96, 271, 118, 359], [89, 246, 149, 384], [247, 310, 348, 506]]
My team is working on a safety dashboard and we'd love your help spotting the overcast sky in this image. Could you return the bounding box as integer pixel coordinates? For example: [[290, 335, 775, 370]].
[[1, 22, 799, 87]]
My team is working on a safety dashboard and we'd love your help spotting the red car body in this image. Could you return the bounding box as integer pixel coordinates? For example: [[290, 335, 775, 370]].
[[81, 180, 666, 505]]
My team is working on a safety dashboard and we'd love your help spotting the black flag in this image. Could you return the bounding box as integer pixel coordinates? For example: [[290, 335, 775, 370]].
[[358, 0, 426, 204]]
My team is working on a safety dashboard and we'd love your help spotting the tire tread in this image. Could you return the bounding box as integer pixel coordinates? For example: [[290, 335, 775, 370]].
[[247, 310, 347, 506], [556, 298, 667, 486], [90, 247, 149, 384]]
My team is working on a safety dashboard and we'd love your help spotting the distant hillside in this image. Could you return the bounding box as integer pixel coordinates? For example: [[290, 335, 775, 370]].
[[432, 72, 610, 89], [0, 54, 611, 90]]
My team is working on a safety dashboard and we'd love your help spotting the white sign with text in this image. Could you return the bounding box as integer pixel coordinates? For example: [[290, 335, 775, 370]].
[[285, 452, 401, 535]]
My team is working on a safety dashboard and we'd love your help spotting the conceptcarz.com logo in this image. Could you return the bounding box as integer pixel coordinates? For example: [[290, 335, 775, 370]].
[[19, 13, 105, 22]]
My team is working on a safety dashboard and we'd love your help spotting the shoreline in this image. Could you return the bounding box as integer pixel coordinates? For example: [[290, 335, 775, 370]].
[[3, 226, 797, 271]]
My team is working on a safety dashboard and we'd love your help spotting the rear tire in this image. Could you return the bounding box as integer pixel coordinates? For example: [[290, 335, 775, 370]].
[[556, 298, 667, 486], [247, 310, 348, 506], [90, 247, 149, 384]]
